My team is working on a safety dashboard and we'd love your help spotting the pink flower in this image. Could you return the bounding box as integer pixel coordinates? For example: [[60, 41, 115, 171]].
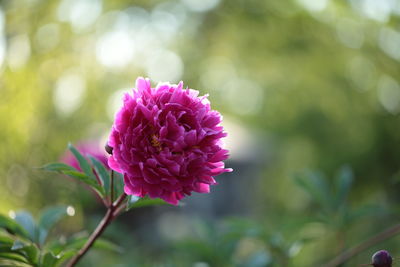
[[107, 77, 231, 205], [62, 142, 109, 170]]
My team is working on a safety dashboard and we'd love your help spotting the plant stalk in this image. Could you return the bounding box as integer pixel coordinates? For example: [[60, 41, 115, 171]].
[[110, 170, 114, 205], [66, 193, 127, 267], [324, 223, 400, 267]]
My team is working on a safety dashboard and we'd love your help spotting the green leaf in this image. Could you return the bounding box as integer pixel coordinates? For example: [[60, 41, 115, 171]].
[[53, 250, 75, 267], [41, 163, 77, 173], [0, 232, 18, 254], [344, 205, 383, 225], [242, 250, 272, 267], [0, 215, 29, 239], [0, 252, 30, 264], [126, 195, 140, 210], [126, 196, 170, 210], [89, 156, 110, 197], [14, 212, 37, 243], [40, 251, 59, 267], [113, 172, 125, 198], [295, 172, 332, 211], [11, 240, 39, 265], [175, 239, 215, 259], [68, 143, 96, 181], [11, 240, 25, 250], [38, 206, 69, 246], [92, 239, 124, 253], [0, 233, 15, 248], [0, 259, 32, 267], [334, 165, 353, 209], [42, 159, 105, 197], [65, 236, 123, 253], [62, 171, 104, 196], [47, 233, 122, 254]]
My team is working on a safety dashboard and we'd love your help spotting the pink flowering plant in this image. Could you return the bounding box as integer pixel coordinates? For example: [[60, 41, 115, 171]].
[[0, 78, 231, 267], [108, 77, 231, 205]]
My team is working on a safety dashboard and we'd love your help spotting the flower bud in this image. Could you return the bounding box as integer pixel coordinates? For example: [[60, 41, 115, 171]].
[[105, 143, 113, 155], [371, 250, 392, 267]]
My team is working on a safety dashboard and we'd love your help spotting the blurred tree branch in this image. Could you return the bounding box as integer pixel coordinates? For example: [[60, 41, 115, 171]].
[[324, 223, 400, 267]]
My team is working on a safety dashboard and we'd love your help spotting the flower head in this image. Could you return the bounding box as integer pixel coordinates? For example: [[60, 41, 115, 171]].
[[107, 77, 231, 205]]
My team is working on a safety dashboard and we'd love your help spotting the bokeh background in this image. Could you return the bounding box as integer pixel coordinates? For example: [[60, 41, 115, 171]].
[[1, 0, 400, 266]]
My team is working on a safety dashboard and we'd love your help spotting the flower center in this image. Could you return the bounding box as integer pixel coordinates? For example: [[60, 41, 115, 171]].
[[150, 134, 162, 151]]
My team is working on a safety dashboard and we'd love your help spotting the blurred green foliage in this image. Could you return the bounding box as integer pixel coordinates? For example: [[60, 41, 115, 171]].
[[1, 0, 400, 265]]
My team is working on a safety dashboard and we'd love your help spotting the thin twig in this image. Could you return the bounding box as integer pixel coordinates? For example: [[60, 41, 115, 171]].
[[113, 193, 127, 208], [113, 203, 127, 217], [110, 170, 114, 206], [324, 223, 400, 267], [66, 193, 127, 267]]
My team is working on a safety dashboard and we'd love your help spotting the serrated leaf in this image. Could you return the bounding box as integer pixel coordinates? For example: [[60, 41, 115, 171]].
[[126, 196, 170, 210], [68, 143, 96, 181], [0, 215, 29, 240], [89, 156, 110, 197], [41, 163, 77, 173], [38, 206, 68, 246], [14, 212, 37, 243]]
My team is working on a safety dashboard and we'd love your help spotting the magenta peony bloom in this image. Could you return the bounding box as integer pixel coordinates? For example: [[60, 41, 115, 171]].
[[107, 77, 231, 205], [62, 142, 109, 170]]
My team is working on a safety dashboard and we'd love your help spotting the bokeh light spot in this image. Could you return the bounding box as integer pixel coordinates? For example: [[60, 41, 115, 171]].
[[66, 206, 75, 216], [336, 18, 364, 49], [8, 210, 16, 219], [107, 89, 129, 120], [7, 165, 29, 197], [296, 0, 328, 12], [145, 49, 183, 82], [0, 8, 4, 68], [53, 72, 86, 116], [378, 75, 400, 114], [35, 23, 60, 52], [58, 0, 102, 32], [7, 34, 31, 70], [96, 30, 135, 68], [181, 0, 220, 12], [379, 27, 400, 61]]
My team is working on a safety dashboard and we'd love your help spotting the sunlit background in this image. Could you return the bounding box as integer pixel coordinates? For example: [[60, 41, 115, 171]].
[[1, 0, 400, 266]]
